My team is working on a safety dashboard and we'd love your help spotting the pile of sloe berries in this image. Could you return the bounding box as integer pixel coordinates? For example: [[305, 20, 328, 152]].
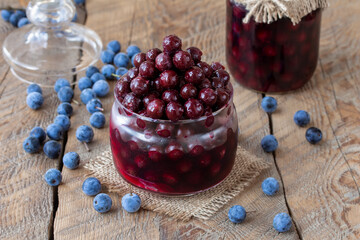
[[23, 37, 143, 214]]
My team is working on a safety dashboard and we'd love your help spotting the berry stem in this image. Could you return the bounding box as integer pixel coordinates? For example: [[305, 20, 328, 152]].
[[112, 73, 120, 78], [95, 107, 104, 112], [83, 142, 90, 152], [72, 99, 80, 105]]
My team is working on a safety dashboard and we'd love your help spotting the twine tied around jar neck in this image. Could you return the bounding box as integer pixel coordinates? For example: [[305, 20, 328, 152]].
[[234, 0, 328, 24]]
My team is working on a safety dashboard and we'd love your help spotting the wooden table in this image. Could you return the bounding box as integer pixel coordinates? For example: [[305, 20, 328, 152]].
[[1, 0, 359, 239]]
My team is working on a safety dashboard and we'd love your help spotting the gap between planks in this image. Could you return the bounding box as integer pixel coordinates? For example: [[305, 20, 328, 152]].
[[263, 93, 303, 240], [48, 4, 89, 240]]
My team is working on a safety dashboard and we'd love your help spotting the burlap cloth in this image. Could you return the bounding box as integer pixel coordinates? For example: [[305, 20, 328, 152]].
[[234, 0, 328, 24], [84, 146, 269, 221]]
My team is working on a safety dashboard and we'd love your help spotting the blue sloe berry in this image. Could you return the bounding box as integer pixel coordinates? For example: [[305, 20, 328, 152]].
[[26, 92, 43, 110], [89, 112, 105, 128], [63, 152, 80, 170], [23, 136, 40, 154], [43, 140, 61, 159], [29, 126, 46, 143]]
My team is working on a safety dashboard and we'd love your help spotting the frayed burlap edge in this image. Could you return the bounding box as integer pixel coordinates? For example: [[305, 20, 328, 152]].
[[233, 0, 328, 24], [84, 146, 270, 221]]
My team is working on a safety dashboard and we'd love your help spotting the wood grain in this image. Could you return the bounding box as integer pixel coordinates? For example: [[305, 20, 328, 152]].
[[54, 0, 297, 239], [268, 0, 360, 239], [0, 2, 86, 239], [0, 2, 58, 240]]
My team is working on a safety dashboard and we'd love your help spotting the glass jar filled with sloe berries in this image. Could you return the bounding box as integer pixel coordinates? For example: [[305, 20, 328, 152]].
[[226, 0, 323, 92], [110, 35, 239, 195]]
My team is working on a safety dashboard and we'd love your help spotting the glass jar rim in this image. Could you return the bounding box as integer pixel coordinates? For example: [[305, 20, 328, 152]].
[[113, 81, 234, 125]]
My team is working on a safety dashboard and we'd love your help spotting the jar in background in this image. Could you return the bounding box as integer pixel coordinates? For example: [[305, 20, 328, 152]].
[[226, 0, 322, 93]]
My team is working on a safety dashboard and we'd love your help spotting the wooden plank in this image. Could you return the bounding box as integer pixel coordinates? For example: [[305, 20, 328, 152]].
[[54, 0, 298, 239], [269, 0, 360, 239], [0, 2, 87, 239], [0, 44, 58, 240], [0, 2, 57, 240]]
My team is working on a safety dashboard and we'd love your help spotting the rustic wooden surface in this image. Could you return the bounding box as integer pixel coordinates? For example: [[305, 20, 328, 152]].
[[0, 0, 359, 239]]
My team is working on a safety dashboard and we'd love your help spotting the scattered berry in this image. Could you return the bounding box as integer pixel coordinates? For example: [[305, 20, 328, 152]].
[[273, 213, 292, 232], [80, 88, 96, 104], [44, 169, 62, 186], [26, 92, 44, 110], [121, 193, 141, 213], [262, 177, 280, 196], [261, 135, 278, 152], [93, 193, 112, 213], [261, 96, 277, 113], [57, 86, 74, 103], [1, 10, 13, 22], [86, 66, 99, 78], [86, 98, 103, 114], [92, 80, 109, 97], [9, 11, 22, 27], [57, 102, 73, 116], [82, 177, 101, 196], [90, 72, 106, 83], [114, 52, 130, 68], [90, 112, 105, 128], [107, 40, 121, 54], [29, 126, 46, 143], [43, 140, 61, 159], [78, 77, 93, 91], [101, 64, 116, 80], [17, 17, 29, 28], [54, 115, 71, 131], [294, 110, 310, 127], [127, 45, 141, 58], [27, 84, 42, 94], [76, 125, 94, 143], [23, 136, 40, 154], [46, 123, 63, 141], [228, 205, 246, 223], [305, 127, 322, 144], [100, 50, 115, 64], [63, 152, 80, 170], [116, 67, 128, 77], [54, 78, 70, 93]]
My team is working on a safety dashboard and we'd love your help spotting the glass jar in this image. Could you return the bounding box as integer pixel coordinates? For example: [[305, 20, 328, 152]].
[[226, 0, 322, 93], [110, 84, 239, 195]]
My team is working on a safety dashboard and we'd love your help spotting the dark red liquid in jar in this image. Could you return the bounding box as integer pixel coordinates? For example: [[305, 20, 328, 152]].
[[226, 0, 322, 92], [110, 99, 238, 195]]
